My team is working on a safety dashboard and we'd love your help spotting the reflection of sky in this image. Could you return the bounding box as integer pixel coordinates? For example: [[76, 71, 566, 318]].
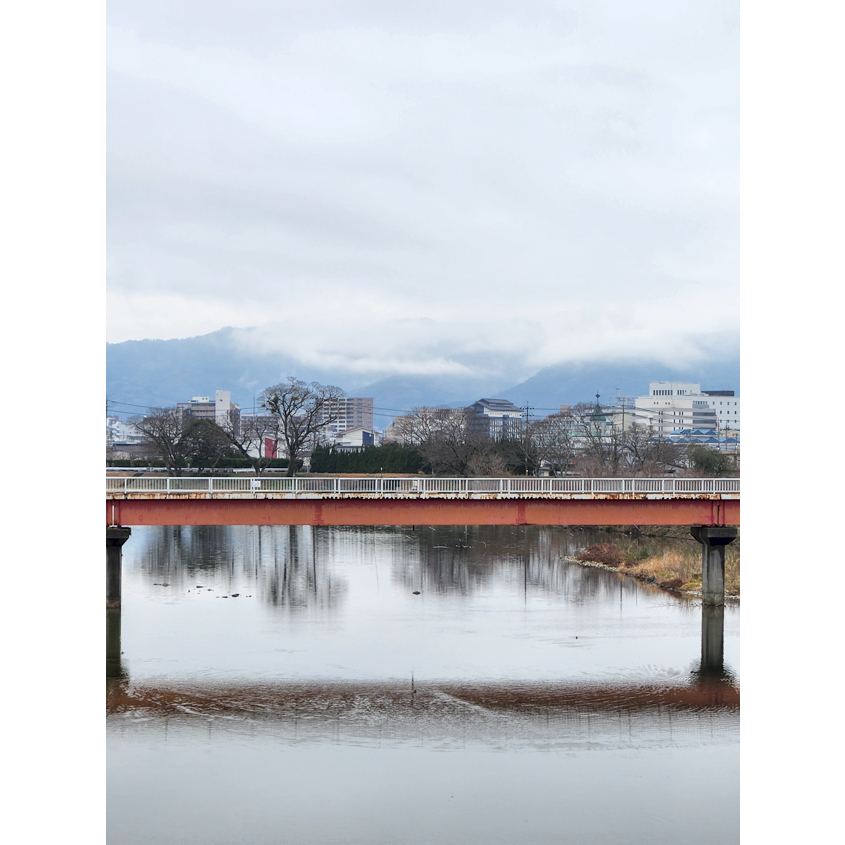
[[120, 525, 739, 683], [108, 729, 739, 845]]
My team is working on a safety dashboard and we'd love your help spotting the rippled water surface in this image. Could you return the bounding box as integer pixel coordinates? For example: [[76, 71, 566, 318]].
[[107, 525, 739, 845]]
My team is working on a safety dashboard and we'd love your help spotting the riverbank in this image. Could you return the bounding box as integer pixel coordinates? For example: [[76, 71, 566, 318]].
[[568, 527, 740, 601]]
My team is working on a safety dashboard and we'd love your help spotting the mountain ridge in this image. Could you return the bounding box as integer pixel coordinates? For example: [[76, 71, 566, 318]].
[[107, 327, 739, 424]]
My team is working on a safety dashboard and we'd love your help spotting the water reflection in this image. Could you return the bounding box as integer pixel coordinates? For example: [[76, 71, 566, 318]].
[[106, 610, 125, 680], [109, 524, 737, 703], [109, 524, 739, 845], [126, 524, 686, 610], [695, 604, 736, 683]]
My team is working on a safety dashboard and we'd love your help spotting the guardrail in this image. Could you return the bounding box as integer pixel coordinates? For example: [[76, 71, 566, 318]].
[[106, 477, 739, 497]]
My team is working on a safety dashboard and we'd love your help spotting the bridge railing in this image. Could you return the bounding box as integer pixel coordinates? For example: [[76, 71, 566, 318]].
[[106, 476, 739, 497]]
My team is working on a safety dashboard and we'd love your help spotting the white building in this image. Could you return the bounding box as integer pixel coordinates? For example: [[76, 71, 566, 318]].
[[699, 390, 741, 431], [633, 382, 736, 435], [332, 427, 375, 450]]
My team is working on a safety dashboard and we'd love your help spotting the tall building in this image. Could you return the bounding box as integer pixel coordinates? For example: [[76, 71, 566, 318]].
[[318, 397, 374, 437]]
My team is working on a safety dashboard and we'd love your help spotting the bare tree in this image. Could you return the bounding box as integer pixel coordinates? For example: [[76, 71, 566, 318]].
[[399, 407, 489, 476], [259, 378, 346, 476], [569, 402, 626, 476], [218, 411, 280, 476], [396, 407, 444, 447], [128, 408, 190, 475], [566, 400, 683, 477], [526, 414, 577, 475], [623, 425, 681, 475]]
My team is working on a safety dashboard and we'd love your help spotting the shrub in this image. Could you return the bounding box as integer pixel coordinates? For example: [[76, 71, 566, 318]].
[[575, 543, 626, 567], [687, 446, 734, 477], [310, 444, 423, 474]]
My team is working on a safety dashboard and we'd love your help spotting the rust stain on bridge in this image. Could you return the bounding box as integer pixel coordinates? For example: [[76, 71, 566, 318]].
[[107, 497, 739, 527]]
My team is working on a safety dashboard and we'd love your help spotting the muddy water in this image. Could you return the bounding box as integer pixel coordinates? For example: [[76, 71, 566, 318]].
[[107, 525, 739, 845]]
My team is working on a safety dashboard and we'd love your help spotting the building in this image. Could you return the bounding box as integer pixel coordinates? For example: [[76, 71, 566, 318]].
[[467, 398, 524, 440], [700, 390, 741, 432], [633, 382, 719, 436], [317, 397, 374, 438], [106, 416, 150, 459], [332, 427, 375, 451], [177, 390, 241, 433]]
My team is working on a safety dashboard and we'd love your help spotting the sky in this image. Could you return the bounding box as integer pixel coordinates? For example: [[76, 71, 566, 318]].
[[107, 0, 739, 384]]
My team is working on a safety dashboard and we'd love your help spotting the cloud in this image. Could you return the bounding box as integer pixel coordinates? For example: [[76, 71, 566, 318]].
[[107, 1, 739, 380]]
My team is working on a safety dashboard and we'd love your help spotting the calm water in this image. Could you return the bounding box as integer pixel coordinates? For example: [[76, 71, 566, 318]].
[[107, 525, 739, 845]]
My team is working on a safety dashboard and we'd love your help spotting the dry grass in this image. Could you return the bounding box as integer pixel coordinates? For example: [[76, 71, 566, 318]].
[[575, 543, 627, 567], [574, 535, 740, 598]]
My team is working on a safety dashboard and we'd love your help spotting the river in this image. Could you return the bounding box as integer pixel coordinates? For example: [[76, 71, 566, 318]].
[[107, 524, 739, 844]]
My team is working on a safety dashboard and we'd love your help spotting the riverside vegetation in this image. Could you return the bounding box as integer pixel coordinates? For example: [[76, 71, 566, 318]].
[[571, 528, 740, 599]]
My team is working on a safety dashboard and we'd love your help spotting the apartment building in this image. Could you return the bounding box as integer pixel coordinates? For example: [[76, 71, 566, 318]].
[[318, 397, 374, 437]]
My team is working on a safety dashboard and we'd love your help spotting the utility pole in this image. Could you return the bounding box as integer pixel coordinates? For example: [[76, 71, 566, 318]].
[[521, 402, 534, 425]]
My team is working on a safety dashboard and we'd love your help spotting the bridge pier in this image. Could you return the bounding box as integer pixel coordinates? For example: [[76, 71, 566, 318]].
[[690, 525, 737, 606], [106, 527, 131, 609]]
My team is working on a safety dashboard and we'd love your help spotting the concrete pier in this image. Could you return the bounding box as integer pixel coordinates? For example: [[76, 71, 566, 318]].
[[690, 525, 738, 607], [106, 527, 131, 609]]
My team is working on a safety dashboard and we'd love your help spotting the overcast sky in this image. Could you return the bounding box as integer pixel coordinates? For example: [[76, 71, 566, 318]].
[[107, 0, 738, 384]]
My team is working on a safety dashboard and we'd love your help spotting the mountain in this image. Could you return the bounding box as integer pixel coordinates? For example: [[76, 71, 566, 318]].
[[107, 327, 739, 423], [355, 374, 508, 424], [107, 327, 333, 414], [498, 358, 741, 414]]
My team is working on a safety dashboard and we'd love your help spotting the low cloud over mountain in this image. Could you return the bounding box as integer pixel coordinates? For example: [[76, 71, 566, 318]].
[[108, 325, 738, 426]]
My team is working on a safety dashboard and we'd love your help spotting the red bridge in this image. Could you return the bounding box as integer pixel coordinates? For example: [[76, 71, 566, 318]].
[[106, 476, 739, 608], [106, 476, 739, 528]]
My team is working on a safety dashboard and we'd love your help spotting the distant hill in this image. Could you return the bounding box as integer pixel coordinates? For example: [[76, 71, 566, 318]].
[[106, 327, 332, 415], [498, 358, 741, 414], [107, 327, 739, 423]]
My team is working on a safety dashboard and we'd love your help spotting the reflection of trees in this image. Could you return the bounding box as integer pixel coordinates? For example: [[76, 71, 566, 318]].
[[127, 524, 700, 612], [261, 526, 347, 613], [131, 525, 238, 585], [385, 525, 647, 603], [126, 525, 347, 615]]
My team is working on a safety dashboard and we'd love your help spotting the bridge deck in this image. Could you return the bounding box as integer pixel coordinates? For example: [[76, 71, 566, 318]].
[[106, 477, 739, 526]]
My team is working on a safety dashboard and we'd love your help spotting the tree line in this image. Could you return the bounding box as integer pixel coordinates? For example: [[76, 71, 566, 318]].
[[117, 379, 737, 477], [392, 405, 735, 477], [123, 378, 343, 476]]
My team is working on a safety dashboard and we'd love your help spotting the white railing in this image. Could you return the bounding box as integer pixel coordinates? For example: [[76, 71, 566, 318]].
[[106, 476, 739, 497]]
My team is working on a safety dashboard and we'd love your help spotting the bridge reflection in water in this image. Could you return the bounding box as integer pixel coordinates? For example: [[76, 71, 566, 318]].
[[107, 522, 737, 744], [106, 602, 735, 719]]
